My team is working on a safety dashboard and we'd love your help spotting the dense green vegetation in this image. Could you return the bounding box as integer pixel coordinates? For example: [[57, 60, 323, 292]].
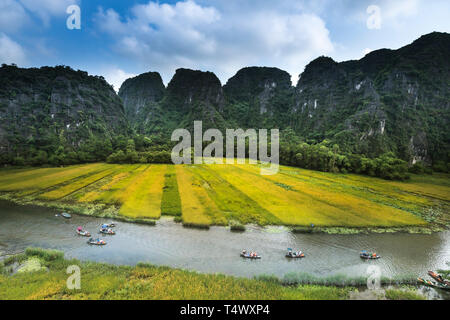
[[0, 64, 129, 166]]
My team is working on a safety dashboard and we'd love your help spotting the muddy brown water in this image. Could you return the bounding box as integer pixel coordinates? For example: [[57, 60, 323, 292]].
[[0, 201, 449, 289]]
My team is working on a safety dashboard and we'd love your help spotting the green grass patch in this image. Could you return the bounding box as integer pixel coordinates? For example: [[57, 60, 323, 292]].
[[161, 166, 182, 216], [385, 288, 426, 300]]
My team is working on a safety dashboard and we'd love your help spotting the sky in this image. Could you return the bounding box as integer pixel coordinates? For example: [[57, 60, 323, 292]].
[[0, 0, 449, 90]]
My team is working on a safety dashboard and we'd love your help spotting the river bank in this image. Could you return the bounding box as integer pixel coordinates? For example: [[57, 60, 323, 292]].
[[0, 248, 430, 300]]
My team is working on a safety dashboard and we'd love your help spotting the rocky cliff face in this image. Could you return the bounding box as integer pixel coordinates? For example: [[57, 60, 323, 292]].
[[119, 33, 449, 164], [118, 72, 165, 130], [292, 32, 450, 163], [0, 65, 129, 157], [122, 68, 228, 134], [223, 67, 294, 128]]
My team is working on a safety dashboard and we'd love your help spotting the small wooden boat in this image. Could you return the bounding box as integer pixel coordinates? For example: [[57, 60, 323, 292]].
[[360, 251, 380, 259], [286, 248, 305, 258], [428, 270, 450, 286], [102, 223, 116, 228], [286, 252, 305, 259], [240, 251, 261, 259], [417, 277, 432, 286], [77, 230, 91, 237], [99, 228, 115, 235], [240, 253, 261, 259], [418, 277, 450, 291], [61, 212, 71, 219], [87, 238, 106, 246]]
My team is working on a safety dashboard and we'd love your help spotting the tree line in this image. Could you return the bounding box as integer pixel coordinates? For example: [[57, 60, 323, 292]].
[[1, 131, 445, 181]]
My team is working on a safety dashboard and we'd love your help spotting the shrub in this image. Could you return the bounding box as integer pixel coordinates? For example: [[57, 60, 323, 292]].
[[230, 222, 246, 232], [409, 162, 425, 174], [182, 222, 210, 230], [25, 247, 64, 261]]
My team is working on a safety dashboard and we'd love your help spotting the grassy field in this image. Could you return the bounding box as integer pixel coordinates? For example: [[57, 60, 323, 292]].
[[0, 162, 448, 231], [0, 248, 425, 300]]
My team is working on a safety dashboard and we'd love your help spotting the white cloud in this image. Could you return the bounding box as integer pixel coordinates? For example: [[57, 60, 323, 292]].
[[0, 0, 29, 32], [100, 67, 137, 92], [354, 0, 421, 29], [0, 33, 26, 65], [383, 0, 419, 20], [95, 0, 334, 84], [0, 0, 80, 30], [18, 0, 79, 25]]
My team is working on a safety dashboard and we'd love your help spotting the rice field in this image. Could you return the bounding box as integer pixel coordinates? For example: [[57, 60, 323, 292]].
[[0, 162, 448, 228], [118, 165, 167, 219]]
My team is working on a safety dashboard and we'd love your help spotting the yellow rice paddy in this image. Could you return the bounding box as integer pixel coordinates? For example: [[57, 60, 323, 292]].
[[118, 165, 167, 218], [0, 162, 447, 227]]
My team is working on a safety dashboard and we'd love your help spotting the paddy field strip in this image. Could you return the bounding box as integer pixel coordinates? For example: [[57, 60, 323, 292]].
[[90, 165, 148, 205], [118, 165, 167, 219], [175, 165, 217, 226], [234, 164, 426, 227], [76, 164, 142, 203], [274, 166, 448, 221], [0, 163, 448, 229], [210, 164, 378, 226], [0, 163, 106, 196], [38, 166, 118, 200], [185, 165, 281, 225], [160, 166, 182, 216]]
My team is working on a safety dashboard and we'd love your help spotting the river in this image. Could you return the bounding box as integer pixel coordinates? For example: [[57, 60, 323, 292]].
[[0, 200, 449, 282]]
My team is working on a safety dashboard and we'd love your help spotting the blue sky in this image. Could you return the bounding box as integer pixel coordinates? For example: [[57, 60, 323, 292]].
[[1, 0, 449, 90]]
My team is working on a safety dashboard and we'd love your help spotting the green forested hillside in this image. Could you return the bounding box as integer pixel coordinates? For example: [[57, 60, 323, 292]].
[[0, 65, 130, 165]]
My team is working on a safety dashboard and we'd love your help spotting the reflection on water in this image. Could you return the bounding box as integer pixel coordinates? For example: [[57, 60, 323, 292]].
[[0, 200, 449, 281]]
